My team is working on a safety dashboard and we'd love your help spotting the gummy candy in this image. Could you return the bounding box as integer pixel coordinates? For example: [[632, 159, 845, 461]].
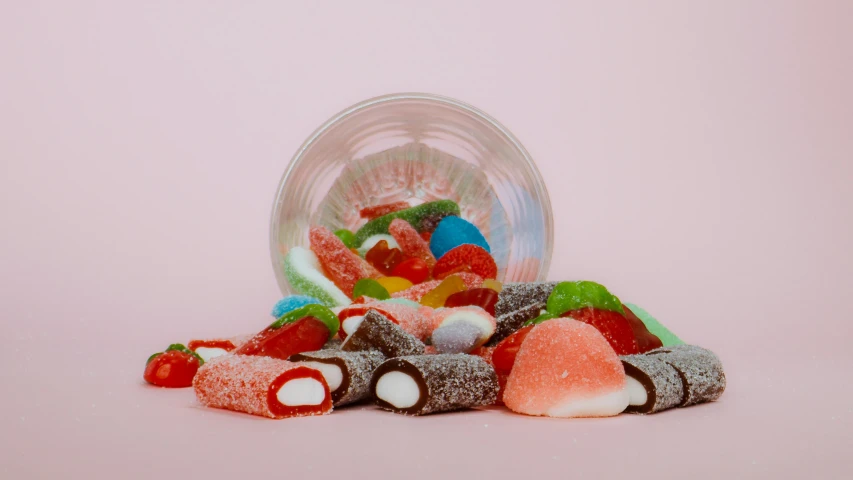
[[432, 321, 483, 354], [624, 303, 684, 346], [283, 247, 351, 307], [310, 226, 381, 297], [334, 229, 356, 249], [388, 219, 436, 268], [503, 319, 628, 418], [271, 304, 340, 339], [391, 258, 430, 284], [390, 272, 484, 302], [356, 234, 399, 256], [523, 311, 557, 326], [561, 307, 639, 355], [193, 355, 332, 419], [419, 275, 466, 308], [144, 344, 203, 388], [271, 295, 322, 319], [353, 200, 460, 246], [337, 301, 432, 341], [482, 279, 502, 292], [359, 201, 411, 220], [432, 244, 497, 280], [429, 216, 491, 260], [352, 278, 391, 301], [622, 305, 662, 352], [375, 276, 413, 294], [365, 240, 404, 276], [187, 338, 240, 362], [491, 325, 533, 375], [545, 281, 623, 316], [444, 287, 499, 316], [236, 316, 331, 360], [341, 309, 426, 357]]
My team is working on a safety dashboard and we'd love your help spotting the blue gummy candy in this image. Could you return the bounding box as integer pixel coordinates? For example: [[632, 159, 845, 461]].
[[271, 295, 322, 319], [429, 216, 491, 260]]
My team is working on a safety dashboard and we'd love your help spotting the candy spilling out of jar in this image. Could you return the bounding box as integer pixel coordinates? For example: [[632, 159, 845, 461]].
[[144, 199, 725, 420]]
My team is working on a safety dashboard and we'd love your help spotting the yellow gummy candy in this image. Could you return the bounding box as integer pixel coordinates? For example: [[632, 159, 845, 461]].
[[420, 275, 465, 308], [482, 279, 503, 293], [376, 276, 414, 294]]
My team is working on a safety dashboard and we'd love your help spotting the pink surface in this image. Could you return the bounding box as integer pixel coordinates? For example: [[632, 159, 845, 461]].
[[1, 1, 851, 478]]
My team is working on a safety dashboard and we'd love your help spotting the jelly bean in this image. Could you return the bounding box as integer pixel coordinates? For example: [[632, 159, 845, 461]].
[[391, 257, 430, 284], [444, 287, 499, 316], [365, 240, 404, 275], [419, 275, 466, 308], [376, 276, 414, 294]]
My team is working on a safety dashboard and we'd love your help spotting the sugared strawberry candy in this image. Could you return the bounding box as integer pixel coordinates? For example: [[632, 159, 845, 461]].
[[444, 287, 499, 316], [144, 344, 203, 388], [432, 244, 497, 280]]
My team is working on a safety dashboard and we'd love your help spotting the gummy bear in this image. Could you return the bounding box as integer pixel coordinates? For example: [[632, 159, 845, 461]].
[[419, 275, 466, 308], [365, 240, 405, 276], [391, 257, 430, 284], [444, 287, 499, 316]]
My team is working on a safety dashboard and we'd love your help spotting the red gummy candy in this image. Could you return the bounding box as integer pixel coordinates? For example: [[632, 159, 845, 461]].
[[310, 226, 380, 297], [623, 305, 663, 353], [391, 257, 430, 284], [389, 219, 437, 269], [420, 231, 432, 242], [491, 325, 534, 375], [365, 240, 405, 276], [432, 244, 498, 280], [144, 350, 200, 388], [444, 287, 499, 316], [235, 317, 329, 360], [359, 201, 411, 220], [561, 307, 640, 355]]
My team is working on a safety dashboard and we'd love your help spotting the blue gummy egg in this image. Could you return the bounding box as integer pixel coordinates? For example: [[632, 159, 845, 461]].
[[271, 295, 322, 318], [429, 216, 490, 260]]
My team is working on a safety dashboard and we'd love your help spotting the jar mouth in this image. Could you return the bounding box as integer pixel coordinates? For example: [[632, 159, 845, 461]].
[[270, 92, 554, 296]]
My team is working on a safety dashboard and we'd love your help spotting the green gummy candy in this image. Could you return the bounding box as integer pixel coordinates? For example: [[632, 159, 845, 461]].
[[352, 278, 390, 300], [284, 247, 352, 307], [164, 343, 204, 365], [334, 229, 356, 249], [353, 200, 460, 246], [524, 311, 558, 327], [270, 303, 340, 340], [546, 281, 623, 316], [624, 303, 684, 346]]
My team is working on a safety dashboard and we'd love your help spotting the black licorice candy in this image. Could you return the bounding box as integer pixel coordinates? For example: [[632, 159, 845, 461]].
[[370, 354, 499, 415], [620, 354, 684, 414], [340, 309, 425, 358], [290, 350, 386, 406], [488, 282, 557, 346], [646, 344, 726, 407]]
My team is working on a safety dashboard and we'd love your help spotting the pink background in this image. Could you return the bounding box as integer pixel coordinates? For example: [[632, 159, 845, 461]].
[[2, 1, 851, 478]]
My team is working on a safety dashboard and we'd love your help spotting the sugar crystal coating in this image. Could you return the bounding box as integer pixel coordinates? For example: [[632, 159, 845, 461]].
[[391, 273, 483, 302], [494, 282, 558, 319], [620, 354, 684, 414], [646, 344, 726, 406], [310, 226, 380, 297], [429, 216, 491, 260], [338, 301, 433, 341], [354, 200, 460, 246], [431, 321, 483, 354], [389, 218, 436, 268], [290, 349, 386, 406], [340, 309, 426, 358], [271, 295, 323, 319], [283, 247, 351, 307]]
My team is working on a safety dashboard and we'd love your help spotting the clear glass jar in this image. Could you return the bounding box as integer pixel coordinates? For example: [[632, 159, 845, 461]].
[[270, 93, 553, 296]]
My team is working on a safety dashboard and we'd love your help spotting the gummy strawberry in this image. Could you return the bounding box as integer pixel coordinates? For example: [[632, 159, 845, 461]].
[[444, 287, 499, 316], [432, 244, 497, 280], [235, 317, 329, 360], [623, 305, 663, 353], [309, 226, 380, 297], [561, 307, 639, 355], [359, 201, 411, 220], [144, 344, 203, 388], [391, 257, 430, 284], [491, 325, 534, 375], [365, 240, 404, 276]]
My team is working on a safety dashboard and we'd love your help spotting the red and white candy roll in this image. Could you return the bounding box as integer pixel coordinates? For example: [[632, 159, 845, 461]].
[[337, 302, 432, 341], [187, 335, 248, 362], [193, 355, 333, 419]]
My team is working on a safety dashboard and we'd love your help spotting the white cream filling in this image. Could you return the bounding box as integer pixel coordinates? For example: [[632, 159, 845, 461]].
[[300, 361, 343, 392], [438, 311, 495, 344], [341, 315, 365, 336], [546, 388, 630, 418], [275, 378, 326, 406], [193, 347, 229, 363], [625, 375, 649, 406], [374, 371, 421, 409], [288, 247, 351, 307], [357, 234, 399, 256]]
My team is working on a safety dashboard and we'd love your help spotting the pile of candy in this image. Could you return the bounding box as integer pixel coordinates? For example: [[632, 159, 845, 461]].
[[144, 199, 726, 419]]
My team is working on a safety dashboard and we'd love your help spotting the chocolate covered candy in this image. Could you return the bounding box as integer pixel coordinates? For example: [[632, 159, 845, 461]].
[[290, 350, 386, 406], [620, 354, 684, 414], [488, 282, 557, 345], [341, 309, 426, 358], [647, 345, 726, 407], [370, 354, 499, 415]]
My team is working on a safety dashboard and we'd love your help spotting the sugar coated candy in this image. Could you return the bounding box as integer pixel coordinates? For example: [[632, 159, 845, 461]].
[[546, 281, 623, 316], [352, 278, 391, 301], [340, 309, 426, 358], [391, 272, 483, 302], [144, 344, 204, 388], [283, 246, 351, 307], [375, 276, 413, 294], [431, 321, 483, 354], [290, 349, 386, 406], [388, 218, 436, 269], [337, 301, 432, 341], [624, 303, 684, 346], [620, 354, 684, 414], [432, 244, 497, 280], [370, 354, 499, 415], [236, 304, 340, 360], [488, 281, 557, 346], [359, 201, 411, 220], [310, 226, 380, 297], [187, 338, 241, 363], [271, 295, 323, 319], [354, 200, 461, 246], [503, 319, 629, 418], [429, 216, 491, 260], [646, 345, 726, 407], [430, 306, 496, 348], [193, 355, 332, 419], [419, 275, 465, 308], [356, 234, 399, 257], [333, 229, 356, 249], [444, 287, 499, 316]]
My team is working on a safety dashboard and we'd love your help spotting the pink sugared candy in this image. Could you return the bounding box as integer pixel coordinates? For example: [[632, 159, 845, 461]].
[[391, 272, 484, 302], [309, 226, 380, 297], [337, 301, 433, 342], [503, 318, 628, 418], [388, 218, 436, 269]]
